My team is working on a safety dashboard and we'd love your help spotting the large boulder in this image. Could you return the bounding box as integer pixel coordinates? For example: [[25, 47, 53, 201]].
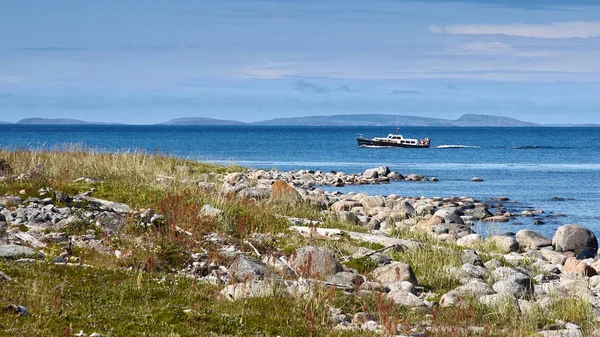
[[434, 208, 464, 225], [487, 235, 520, 253], [289, 246, 343, 278], [228, 255, 269, 281], [387, 290, 427, 308], [0, 245, 39, 259], [516, 229, 552, 250], [271, 180, 301, 202], [361, 196, 386, 209], [220, 280, 275, 301], [552, 224, 598, 252], [564, 257, 597, 277], [331, 200, 362, 212], [472, 207, 492, 220], [238, 187, 272, 200], [362, 166, 390, 179], [372, 262, 417, 286]]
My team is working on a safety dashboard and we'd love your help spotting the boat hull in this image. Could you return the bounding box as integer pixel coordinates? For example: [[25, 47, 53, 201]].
[[357, 137, 430, 148]]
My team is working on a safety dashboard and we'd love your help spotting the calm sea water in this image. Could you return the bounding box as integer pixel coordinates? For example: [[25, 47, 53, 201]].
[[1, 125, 599, 237]]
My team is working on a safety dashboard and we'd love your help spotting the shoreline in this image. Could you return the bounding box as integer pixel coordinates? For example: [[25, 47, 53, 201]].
[[2, 151, 600, 336]]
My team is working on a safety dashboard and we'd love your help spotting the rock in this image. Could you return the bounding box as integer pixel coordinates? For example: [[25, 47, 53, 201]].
[[271, 180, 301, 201], [452, 279, 495, 298], [540, 250, 568, 266], [434, 209, 464, 225], [387, 290, 427, 308], [462, 250, 484, 267], [439, 292, 461, 308], [487, 235, 520, 253], [538, 330, 584, 337], [472, 177, 484, 182], [552, 224, 598, 252], [563, 257, 597, 277], [5, 304, 29, 317], [201, 204, 224, 217], [372, 262, 418, 286], [472, 207, 493, 220], [492, 277, 534, 299], [220, 280, 275, 301], [388, 281, 417, 295], [482, 216, 509, 223], [96, 212, 125, 234], [228, 255, 269, 281], [479, 294, 519, 310], [289, 246, 343, 278], [326, 272, 364, 288], [0, 245, 39, 259], [461, 264, 487, 279], [456, 234, 482, 247], [353, 312, 377, 325], [361, 196, 386, 209], [362, 168, 380, 179], [331, 200, 362, 212], [516, 229, 552, 250], [238, 187, 271, 200]]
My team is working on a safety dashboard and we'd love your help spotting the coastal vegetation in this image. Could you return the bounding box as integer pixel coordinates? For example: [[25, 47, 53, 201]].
[[1, 147, 599, 336]]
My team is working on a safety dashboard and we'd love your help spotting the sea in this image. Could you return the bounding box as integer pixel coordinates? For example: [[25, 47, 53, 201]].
[[1, 124, 600, 237]]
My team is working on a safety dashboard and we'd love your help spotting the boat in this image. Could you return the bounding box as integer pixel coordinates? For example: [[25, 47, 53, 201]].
[[357, 132, 430, 148]]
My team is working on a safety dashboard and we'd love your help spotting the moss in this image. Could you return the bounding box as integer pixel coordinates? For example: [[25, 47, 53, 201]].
[[343, 257, 379, 275]]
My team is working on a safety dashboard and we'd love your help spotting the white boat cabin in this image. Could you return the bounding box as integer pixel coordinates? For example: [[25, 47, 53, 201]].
[[374, 134, 419, 145]]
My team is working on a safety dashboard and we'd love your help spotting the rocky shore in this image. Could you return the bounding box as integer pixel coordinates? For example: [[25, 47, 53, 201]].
[[2, 160, 600, 336]]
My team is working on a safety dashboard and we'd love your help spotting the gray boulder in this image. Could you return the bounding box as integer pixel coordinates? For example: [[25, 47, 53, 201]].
[[487, 235, 520, 253], [472, 207, 492, 220], [238, 187, 272, 200], [289, 246, 343, 278], [516, 229, 552, 250], [452, 279, 494, 298], [492, 276, 534, 299], [0, 245, 39, 259], [387, 290, 426, 308], [552, 224, 598, 252], [361, 196, 386, 208], [228, 255, 269, 281], [372, 262, 418, 286], [434, 208, 464, 225]]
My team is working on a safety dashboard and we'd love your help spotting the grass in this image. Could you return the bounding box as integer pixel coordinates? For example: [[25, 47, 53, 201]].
[[1, 147, 598, 336], [0, 261, 377, 337]]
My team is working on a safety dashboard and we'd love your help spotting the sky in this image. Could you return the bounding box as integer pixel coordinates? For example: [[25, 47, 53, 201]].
[[1, 0, 600, 124]]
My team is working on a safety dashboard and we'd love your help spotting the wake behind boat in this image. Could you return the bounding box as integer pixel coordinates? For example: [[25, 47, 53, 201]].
[[357, 132, 430, 148]]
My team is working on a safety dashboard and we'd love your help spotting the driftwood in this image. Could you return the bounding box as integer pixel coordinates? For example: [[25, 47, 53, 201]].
[[288, 225, 422, 250]]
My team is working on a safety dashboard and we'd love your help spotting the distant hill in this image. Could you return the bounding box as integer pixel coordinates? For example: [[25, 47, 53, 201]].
[[448, 114, 538, 127], [18, 118, 90, 125], [252, 114, 447, 126], [253, 114, 538, 127], [158, 117, 247, 125]]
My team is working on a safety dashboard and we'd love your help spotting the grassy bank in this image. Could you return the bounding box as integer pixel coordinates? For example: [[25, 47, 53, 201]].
[[1, 148, 597, 336]]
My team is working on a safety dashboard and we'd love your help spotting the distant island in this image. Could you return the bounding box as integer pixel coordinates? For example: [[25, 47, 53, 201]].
[[160, 114, 538, 127], [17, 118, 92, 125], [5, 114, 598, 127], [157, 117, 246, 126], [15, 118, 121, 125]]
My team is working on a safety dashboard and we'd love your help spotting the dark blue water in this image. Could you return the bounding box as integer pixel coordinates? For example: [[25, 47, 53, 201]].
[[1, 125, 599, 236]]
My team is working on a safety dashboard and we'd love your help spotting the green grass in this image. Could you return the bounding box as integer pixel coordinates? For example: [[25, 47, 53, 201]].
[[0, 261, 377, 337]]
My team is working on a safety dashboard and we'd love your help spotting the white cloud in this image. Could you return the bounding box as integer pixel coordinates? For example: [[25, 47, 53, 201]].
[[449, 42, 515, 55], [430, 21, 600, 39], [239, 62, 298, 79]]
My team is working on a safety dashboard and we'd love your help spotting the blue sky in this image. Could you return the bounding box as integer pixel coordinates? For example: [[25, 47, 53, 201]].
[[1, 0, 600, 124]]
